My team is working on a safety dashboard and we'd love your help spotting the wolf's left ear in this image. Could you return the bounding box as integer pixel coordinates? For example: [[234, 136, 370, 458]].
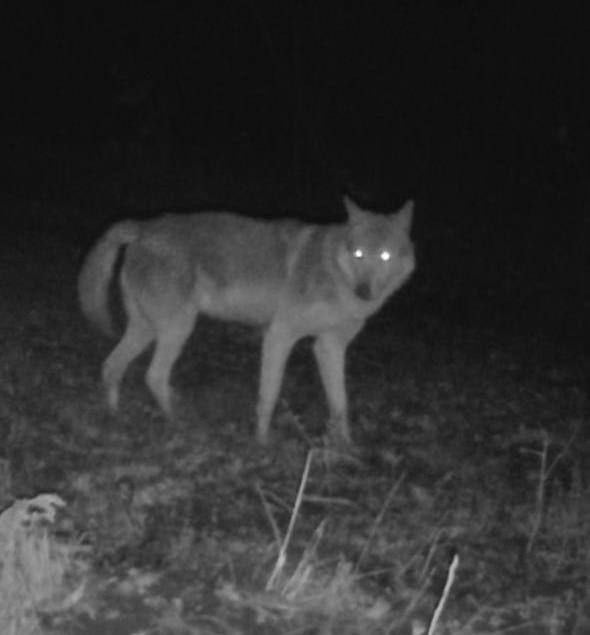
[[396, 199, 414, 231], [343, 195, 367, 224]]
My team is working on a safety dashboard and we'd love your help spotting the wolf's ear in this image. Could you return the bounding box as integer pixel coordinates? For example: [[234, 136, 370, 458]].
[[395, 199, 414, 232], [343, 195, 367, 224]]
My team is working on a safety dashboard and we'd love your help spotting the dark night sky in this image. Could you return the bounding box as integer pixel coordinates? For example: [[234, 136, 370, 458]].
[[4, 4, 588, 155]]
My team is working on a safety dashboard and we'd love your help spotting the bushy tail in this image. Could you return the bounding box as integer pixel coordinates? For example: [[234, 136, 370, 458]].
[[78, 220, 140, 336]]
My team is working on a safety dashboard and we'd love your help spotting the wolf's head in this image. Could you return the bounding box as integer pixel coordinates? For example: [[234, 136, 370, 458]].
[[337, 196, 415, 303]]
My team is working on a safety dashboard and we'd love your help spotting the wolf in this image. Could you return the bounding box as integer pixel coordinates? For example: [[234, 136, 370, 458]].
[[78, 195, 415, 445]]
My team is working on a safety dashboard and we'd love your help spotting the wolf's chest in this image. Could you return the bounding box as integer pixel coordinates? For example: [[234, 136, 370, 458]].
[[276, 294, 374, 337]]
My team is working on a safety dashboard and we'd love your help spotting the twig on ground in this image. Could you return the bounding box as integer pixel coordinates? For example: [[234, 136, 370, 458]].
[[256, 481, 282, 548], [266, 449, 315, 590], [525, 428, 577, 556], [427, 551, 459, 635], [526, 430, 549, 556], [355, 470, 406, 572]]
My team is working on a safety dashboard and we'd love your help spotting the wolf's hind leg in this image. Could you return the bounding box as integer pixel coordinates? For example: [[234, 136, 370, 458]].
[[102, 312, 154, 412], [146, 308, 197, 417]]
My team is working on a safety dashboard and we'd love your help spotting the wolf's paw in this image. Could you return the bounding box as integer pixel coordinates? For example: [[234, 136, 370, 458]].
[[324, 429, 353, 453], [152, 386, 182, 420], [325, 416, 352, 449], [255, 428, 273, 446], [105, 386, 119, 413]]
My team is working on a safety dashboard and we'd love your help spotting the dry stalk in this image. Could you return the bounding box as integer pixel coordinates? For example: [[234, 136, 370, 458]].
[[525, 428, 576, 556], [256, 481, 282, 548], [526, 431, 549, 556], [266, 449, 315, 590], [427, 552, 459, 635], [355, 470, 406, 572]]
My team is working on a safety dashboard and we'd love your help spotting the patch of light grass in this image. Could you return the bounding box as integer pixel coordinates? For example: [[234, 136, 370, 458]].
[[0, 494, 88, 635]]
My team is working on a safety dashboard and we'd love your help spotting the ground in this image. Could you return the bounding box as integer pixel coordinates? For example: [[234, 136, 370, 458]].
[[0, 209, 588, 635]]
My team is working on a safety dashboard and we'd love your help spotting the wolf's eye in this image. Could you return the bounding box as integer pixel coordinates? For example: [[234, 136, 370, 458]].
[[380, 250, 391, 262], [352, 248, 364, 259]]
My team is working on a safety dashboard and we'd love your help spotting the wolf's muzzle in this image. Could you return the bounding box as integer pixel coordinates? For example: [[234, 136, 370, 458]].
[[354, 281, 372, 301]]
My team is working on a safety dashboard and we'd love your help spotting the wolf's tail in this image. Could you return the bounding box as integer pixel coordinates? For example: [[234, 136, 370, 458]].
[[78, 220, 140, 336]]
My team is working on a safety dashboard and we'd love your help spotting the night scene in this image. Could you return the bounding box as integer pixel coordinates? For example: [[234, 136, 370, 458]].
[[1, 4, 588, 634]]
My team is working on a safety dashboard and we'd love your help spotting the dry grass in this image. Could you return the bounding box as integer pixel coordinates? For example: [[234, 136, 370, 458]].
[[0, 495, 88, 635]]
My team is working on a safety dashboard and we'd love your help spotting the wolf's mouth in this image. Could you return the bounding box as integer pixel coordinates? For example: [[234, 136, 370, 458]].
[[354, 282, 372, 301]]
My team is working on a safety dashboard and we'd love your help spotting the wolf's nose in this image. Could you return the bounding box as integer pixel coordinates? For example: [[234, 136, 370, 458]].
[[354, 282, 372, 301]]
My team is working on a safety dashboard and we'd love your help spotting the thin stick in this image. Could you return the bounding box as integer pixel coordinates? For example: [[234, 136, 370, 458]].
[[526, 431, 549, 556], [427, 552, 459, 635], [256, 481, 282, 548], [266, 449, 314, 590], [355, 471, 406, 572], [545, 427, 577, 480]]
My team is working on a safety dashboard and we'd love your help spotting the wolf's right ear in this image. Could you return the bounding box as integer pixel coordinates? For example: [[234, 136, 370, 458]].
[[396, 199, 414, 232], [343, 195, 367, 224]]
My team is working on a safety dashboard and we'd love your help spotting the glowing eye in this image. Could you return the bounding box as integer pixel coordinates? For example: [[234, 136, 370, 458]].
[[380, 250, 391, 262], [353, 248, 364, 259]]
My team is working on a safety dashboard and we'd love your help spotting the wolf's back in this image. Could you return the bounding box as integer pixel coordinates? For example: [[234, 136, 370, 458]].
[[78, 221, 140, 336]]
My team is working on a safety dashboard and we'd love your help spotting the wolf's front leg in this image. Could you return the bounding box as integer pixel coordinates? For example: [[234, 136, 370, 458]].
[[256, 325, 297, 444], [313, 323, 362, 445]]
